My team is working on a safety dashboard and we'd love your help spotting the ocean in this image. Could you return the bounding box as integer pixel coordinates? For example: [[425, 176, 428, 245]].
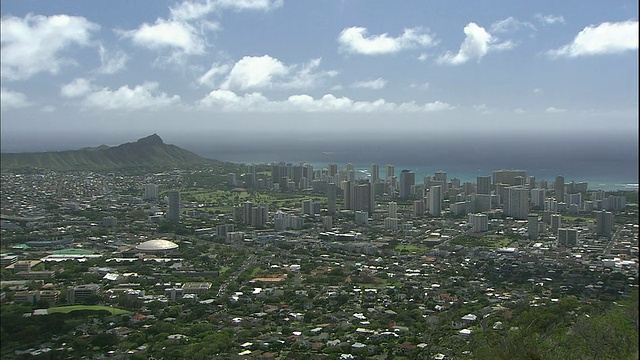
[[185, 136, 639, 192]]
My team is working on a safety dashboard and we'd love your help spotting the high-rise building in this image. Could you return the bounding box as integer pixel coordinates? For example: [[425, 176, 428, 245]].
[[434, 171, 448, 193], [492, 170, 527, 186], [595, 210, 614, 237], [557, 228, 578, 247], [528, 214, 539, 240], [476, 176, 491, 195], [551, 214, 562, 234], [327, 183, 337, 215], [388, 202, 398, 218], [555, 176, 565, 203], [342, 180, 352, 210], [468, 213, 488, 232], [328, 164, 338, 177], [413, 200, 424, 217], [353, 182, 374, 213], [428, 185, 442, 217], [504, 186, 528, 219], [167, 190, 180, 222], [399, 170, 415, 199], [528, 176, 536, 189], [144, 184, 159, 200], [247, 164, 257, 188], [531, 188, 546, 208], [386, 164, 395, 181], [371, 164, 380, 183]]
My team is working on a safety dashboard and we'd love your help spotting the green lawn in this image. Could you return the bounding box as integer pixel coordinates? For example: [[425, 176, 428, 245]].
[[48, 305, 130, 315], [395, 244, 429, 252]]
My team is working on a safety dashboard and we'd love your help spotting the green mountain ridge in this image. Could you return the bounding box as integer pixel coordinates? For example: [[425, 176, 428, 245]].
[[0, 134, 218, 171]]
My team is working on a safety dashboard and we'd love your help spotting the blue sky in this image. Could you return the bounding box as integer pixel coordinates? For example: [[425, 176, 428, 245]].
[[1, 0, 638, 151]]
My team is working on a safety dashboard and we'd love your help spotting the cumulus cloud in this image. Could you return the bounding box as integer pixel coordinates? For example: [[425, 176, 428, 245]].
[[97, 45, 129, 74], [351, 78, 387, 90], [82, 82, 181, 110], [121, 19, 206, 55], [1, 88, 31, 109], [338, 26, 435, 55], [438, 23, 513, 65], [220, 55, 289, 90], [61, 78, 94, 98], [202, 56, 337, 90], [547, 20, 638, 58], [535, 14, 565, 25], [1, 14, 99, 80], [198, 90, 454, 113], [197, 62, 231, 87], [123, 0, 282, 62], [170, 0, 283, 19]]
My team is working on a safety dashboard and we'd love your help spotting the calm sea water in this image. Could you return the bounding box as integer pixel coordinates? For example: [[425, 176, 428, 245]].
[[189, 138, 638, 192]]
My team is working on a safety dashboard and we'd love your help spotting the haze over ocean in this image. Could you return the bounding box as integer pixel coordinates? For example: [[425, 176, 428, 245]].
[[183, 134, 639, 192]]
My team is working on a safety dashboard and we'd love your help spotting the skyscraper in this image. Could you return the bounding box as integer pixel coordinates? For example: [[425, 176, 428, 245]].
[[492, 169, 528, 186], [555, 176, 565, 203], [353, 182, 374, 213], [504, 186, 528, 219], [528, 214, 539, 240], [595, 210, 614, 237], [399, 170, 415, 199], [428, 185, 442, 217], [386, 164, 394, 181], [167, 190, 180, 222], [388, 201, 398, 218], [327, 182, 337, 215], [476, 176, 491, 195], [144, 184, 158, 200], [371, 163, 380, 183]]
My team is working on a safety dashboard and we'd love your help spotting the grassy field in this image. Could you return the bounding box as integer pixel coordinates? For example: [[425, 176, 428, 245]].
[[449, 236, 511, 249], [395, 244, 429, 252], [48, 305, 130, 315]]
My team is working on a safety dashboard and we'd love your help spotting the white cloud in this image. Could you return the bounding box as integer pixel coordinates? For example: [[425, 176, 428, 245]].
[[545, 106, 566, 113], [281, 58, 339, 89], [1, 88, 31, 109], [490, 17, 536, 33], [514, 108, 526, 114], [535, 14, 565, 25], [213, 0, 283, 12], [438, 23, 512, 65], [82, 82, 181, 110], [61, 78, 94, 98], [220, 55, 288, 90], [199, 56, 338, 90], [338, 26, 435, 55], [533, 88, 543, 94], [126, 0, 282, 59], [197, 62, 231, 87], [198, 90, 454, 113], [351, 78, 387, 90], [547, 20, 638, 58], [121, 19, 205, 55], [1, 14, 99, 80], [41, 105, 56, 113], [198, 90, 270, 110], [171, 0, 283, 19], [97, 45, 129, 74]]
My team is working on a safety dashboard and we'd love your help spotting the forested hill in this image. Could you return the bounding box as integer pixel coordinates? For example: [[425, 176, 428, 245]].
[[0, 134, 219, 171]]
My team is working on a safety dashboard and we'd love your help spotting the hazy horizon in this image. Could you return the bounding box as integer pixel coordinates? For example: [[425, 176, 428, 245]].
[[1, 1, 637, 187]]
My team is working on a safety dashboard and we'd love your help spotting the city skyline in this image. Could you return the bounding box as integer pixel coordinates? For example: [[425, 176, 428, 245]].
[[1, 1, 638, 152]]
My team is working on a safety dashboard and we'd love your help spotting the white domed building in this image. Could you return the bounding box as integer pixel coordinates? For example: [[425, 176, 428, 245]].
[[135, 239, 179, 254]]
